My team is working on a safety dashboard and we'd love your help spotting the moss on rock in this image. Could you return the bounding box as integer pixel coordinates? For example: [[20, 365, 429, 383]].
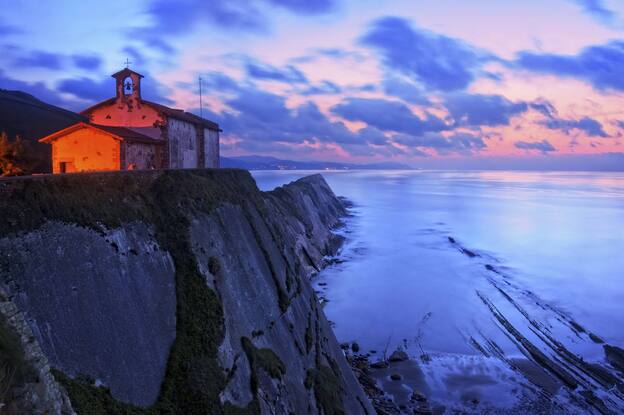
[[305, 366, 345, 415], [241, 336, 286, 392], [0, 313, 36, 407]]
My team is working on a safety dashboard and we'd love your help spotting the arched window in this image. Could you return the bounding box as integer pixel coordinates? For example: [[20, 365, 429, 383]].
[[123, 76, 133, 95]]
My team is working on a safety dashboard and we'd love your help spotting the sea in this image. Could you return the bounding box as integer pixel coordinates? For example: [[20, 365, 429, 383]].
[[252, 170, 624, 414]]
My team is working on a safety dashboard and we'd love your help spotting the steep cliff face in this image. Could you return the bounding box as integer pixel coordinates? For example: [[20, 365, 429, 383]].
[[0, 170, 372, 414]]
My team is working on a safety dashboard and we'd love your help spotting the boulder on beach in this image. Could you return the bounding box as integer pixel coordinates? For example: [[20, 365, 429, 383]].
[[389, 350, 409, 362], [370, 360, 389, 369]]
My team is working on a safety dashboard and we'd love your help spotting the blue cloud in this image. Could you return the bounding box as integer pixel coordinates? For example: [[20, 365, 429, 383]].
[[515, 139, 557, 153], [570, 0, 616, 24], [394, 132, 486, 155], [14, 50, 63, 70], [542, 116, 608, 137], [57, 77, 114, 102], [57, 73, 174, 105], [529, 99, 558, 119], [267, 0, 337, 14], [193, 84, 403, 155], [142, 0, 339, 41], [361, 17, 492, 91], [300, 80, 342, 96], [72, 54, 102, 70], [382, 77, 429, 105], [445, 93, 529, 126], [245, 60, 308, 84], [146, 0, 265, 35], [331, 97, 448, 136], [0, 69, 78, 109], [290, 48, 365, 64], [121, 46, 147, 67], [201, 71, 241, 92], [515, 41, 624, 91], [0, 19, 20, 35]]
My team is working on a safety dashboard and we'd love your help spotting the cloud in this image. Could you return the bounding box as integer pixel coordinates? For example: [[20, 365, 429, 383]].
[[331, 97, 448, 136], [394, 132, 486, 155], [72, 54, 102, 70], [529, 99, 558, 119], [9, 49, 102, 72], [140, 0, 339, 43], [569, 0, 616, 25], [0, 69, 78, 109], [445, 93, 529, 126], [244, 60, 308, 84], [201, 71, 241, 92], [300, 80, 342, 95], [514, 139, 557, 153], [146, 0, 265, 35], [13, 50, 64, 70], [57, 72, 174, 105], [290, 47, 365, 64], [361, 16, 493, 91], [267, 0, 337, 14], [0, 19, 20, 35], [514, 41, 624, 91], [542, 116, 608, 137], [121, 46, 147, 67], [382, 76, 429, 105], [199, 85, 400, 155], [57, 77, 114, 102]]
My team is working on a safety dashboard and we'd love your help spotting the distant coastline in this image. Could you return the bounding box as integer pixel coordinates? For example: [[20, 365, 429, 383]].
[[221, 155, 413, 170]]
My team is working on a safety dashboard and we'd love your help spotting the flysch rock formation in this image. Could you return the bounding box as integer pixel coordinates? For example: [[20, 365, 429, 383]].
[[0, 169, 373, 414]]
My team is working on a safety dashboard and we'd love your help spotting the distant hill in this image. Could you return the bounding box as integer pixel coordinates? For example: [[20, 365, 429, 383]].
[[221, 155, 412, 170], [0, 89, 86, 173]]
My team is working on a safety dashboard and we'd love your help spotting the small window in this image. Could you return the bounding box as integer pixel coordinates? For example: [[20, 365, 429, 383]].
[[123, 76, 133, 95]]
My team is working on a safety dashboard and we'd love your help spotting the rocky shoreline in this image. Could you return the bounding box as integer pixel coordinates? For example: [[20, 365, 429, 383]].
[[345, 347, 434, 415], [317, 203, 624, 414]]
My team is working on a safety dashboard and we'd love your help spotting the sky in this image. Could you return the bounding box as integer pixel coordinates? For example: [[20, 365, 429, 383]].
[[1, 0, 624, 169]]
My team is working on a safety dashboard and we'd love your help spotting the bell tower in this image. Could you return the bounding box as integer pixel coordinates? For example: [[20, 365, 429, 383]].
[[111, 67, 144, 102]]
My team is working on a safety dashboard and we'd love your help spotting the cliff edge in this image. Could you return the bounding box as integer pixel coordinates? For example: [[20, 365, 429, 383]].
[[0, 170, 373, 414]]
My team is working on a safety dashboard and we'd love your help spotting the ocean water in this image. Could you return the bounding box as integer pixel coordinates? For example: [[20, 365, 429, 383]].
[[252, 170, 624, 413]]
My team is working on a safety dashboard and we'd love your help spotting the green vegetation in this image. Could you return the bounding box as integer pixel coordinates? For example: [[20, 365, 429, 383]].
[[208, 256, 221, 276], [305, 366, 345, 415], [51, 370, 148, 415], [305, 314, 313, 354], [0, 132, 41, 177], [0, 313, 35, 406], [241, 337, 286, 393]]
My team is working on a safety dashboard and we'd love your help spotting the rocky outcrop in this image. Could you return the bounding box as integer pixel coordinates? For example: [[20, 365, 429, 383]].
[[0, 170, 373, 414]]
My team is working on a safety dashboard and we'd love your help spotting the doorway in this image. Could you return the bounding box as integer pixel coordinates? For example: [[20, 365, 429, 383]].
[[59, 161, 75, 173]]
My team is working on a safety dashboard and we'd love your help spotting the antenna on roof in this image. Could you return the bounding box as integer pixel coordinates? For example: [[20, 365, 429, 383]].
[[198, 76, 203, 119]]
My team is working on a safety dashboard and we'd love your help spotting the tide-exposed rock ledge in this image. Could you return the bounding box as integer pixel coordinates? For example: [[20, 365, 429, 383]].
[[0, 169, 373, 414]]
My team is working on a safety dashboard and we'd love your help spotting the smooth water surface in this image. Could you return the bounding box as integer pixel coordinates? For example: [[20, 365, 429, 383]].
[[252, 170, 624, 413]]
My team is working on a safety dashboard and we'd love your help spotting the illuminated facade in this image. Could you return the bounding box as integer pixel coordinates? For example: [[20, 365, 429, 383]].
[[40, 68, 220, 173]]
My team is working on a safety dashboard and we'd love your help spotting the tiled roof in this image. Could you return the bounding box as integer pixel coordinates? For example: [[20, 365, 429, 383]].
[[39, 122, 165, 145], [91, 124, 164, 144]]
